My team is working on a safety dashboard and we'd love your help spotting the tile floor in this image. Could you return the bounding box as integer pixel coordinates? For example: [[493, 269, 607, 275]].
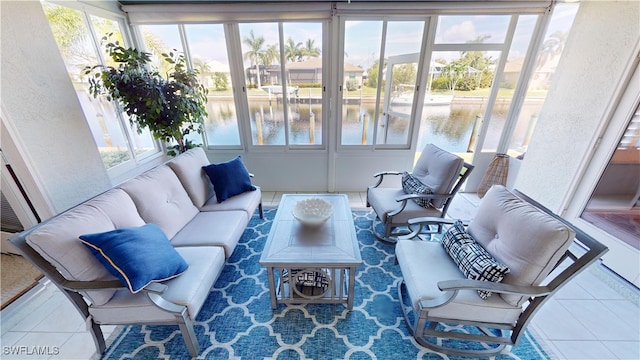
[[0, 192, 638, 359]]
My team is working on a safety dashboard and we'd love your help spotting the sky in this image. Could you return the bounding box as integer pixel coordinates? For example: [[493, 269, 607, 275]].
[[139, 4, 578, 72]]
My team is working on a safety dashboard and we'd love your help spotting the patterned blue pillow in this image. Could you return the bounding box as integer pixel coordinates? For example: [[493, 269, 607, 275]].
[[203, 156, 257, 203], [79, 224, 188, 293], [401, 171, 433, 208], [442, 220, 510, 299]]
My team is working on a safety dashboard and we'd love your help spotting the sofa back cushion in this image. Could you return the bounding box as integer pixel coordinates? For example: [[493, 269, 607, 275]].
[[118, 165, 199, 239], [167, 147, 213, 208], [26, 188, 145, 305], [467, 185, 575, 306], [411, 144, 464, 208]]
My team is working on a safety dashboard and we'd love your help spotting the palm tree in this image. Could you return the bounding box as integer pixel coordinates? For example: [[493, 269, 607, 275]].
[[192, 58, 212, 88], [262, 44, 279, 66], [284, 37, 303, 62], [303, 38, 321, 59], [243, 30, 266, 88]]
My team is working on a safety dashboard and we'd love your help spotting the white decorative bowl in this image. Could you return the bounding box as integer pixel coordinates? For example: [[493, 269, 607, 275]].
[[292, 198, 333, 227]]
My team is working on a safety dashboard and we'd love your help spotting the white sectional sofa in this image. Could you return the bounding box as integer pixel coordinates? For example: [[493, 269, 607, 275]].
[[9, 147, 263, 358]]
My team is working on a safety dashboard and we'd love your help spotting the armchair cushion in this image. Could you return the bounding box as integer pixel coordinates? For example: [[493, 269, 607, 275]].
[[411, 144, 464, 208], [401, 171, 433, 208], [468, 185, 575, 306], [80, 224, 189, 293], [396, 240, 522, 324], [203, 156, 256, 203], [442, 221, 510, 299]]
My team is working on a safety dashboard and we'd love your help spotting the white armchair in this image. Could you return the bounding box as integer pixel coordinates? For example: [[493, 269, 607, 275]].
[[395, 185, 609, 357], [367, 144, 473, 243]]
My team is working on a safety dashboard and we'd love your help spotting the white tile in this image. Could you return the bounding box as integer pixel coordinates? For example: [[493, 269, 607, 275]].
[[261, 191, 276, 204], [0, 331, 27, 347], [100, 325, 118, 339], [50, 332, 98, 360], [531, 300, 597, 340], [558, 299, 639, 341], [34, 300, 85, 333], [1, 332, 72, 360], [599, 299, 640, 331], [551, 340, 617, 360], [555, 280, 595, 300], [5, 294, 67, 332], [601, 341, 640, 359], [574, 270, 626, 301]]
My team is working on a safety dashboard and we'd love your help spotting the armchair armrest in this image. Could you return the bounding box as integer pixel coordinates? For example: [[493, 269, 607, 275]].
[[438, 279, 552, 297], [59, 279, 125, 292], [417, 279, 551, 310], [142, 282, 168, 295], [398, 218, 470, 239], [396, 193, 452, 202], [369, 171, 403, 189]]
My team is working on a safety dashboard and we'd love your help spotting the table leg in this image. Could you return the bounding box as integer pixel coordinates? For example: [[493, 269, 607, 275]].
[[347, 266, 356, 309], [266, 267, 277, 309]]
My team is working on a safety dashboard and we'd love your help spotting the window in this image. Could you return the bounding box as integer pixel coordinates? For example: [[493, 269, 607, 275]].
[[581, 104, 640, 250], [340, 20, 426, 147], [506, 5, 579, 156], [240, 22, 325, 147], [185, 24, 241, 147], [43, 1, 159, 171]]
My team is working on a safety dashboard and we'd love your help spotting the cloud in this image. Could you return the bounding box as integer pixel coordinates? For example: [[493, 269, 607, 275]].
[[439, 20, 477, 43]]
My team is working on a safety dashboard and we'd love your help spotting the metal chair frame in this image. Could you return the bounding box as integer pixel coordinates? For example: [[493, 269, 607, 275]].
[[367, 162, 474, 243]]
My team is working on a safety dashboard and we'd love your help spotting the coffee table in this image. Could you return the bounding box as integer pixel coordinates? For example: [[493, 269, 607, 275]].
[[259, 194, 362, 309]]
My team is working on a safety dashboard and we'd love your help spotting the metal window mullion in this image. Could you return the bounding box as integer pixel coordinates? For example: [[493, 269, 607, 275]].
[[469, 16, 518, 154], [497, 8, 554, 153], [372, 19, 388, 148], [178, 25, 193, 71], [278, 22, 291, 148], [410, 17, 436, 151], [226, 23, 252, 151]]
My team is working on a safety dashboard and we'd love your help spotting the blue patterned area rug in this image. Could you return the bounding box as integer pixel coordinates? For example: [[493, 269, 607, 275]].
[[102, 209, 550, 360]]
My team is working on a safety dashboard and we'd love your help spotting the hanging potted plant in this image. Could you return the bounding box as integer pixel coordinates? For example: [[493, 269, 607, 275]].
[[85, 35, 208, 156]]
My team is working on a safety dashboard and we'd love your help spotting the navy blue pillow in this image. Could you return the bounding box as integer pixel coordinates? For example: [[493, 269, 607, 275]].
[[203, 156, 256, 203], [79, 224, 188, 293]]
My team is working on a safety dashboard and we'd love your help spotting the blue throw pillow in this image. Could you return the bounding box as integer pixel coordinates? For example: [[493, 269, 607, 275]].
[[79, 224, 188, 293], [203, 156, 256, 203]]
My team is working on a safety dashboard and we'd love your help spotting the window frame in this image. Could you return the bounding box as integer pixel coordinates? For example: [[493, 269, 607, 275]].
[[43, 0, 163, 181]]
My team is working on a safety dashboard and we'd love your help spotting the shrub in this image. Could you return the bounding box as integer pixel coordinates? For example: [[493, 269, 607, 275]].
[[345, 79, 359, 91]]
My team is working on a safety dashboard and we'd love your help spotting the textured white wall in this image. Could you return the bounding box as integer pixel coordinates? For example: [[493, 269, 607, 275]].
[[1, 1, 112, 213], [515, 1, 640, 212]]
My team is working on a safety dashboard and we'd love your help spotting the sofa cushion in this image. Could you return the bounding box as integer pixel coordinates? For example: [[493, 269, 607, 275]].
[[80, 224, 189, 293], [203, 156, 256, 203], [170, 211, 248, 258], [411, 144, 464, 208], [119, 165, 199, 239], [168, 147, 213, 208], [26, 188, 145, 305], [468, 185, 575, 306], [401, 171, 433, 208], [396, 240, 522, 324], [442, 221, 510, 299], [200, 186, 262, 219], [89, 246, 225, 323]]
